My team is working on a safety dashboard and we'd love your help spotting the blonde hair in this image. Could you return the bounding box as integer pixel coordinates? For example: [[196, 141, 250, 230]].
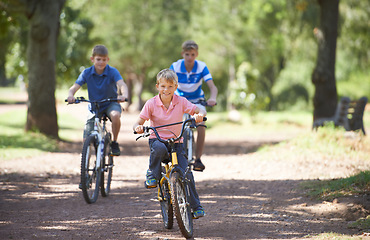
[[92, 45, 108, 57], [182, 40, 198, 51], [156, 69, 178, 85]]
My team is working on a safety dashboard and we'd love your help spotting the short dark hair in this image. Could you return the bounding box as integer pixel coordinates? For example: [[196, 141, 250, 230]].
[[92, 45, 108, 56]]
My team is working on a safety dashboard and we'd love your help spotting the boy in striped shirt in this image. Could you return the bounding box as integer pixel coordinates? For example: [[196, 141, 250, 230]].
[[170, 40, 218, 171]]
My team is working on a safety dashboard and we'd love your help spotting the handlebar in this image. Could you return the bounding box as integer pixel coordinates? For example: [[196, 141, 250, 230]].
[[65, 96, 127, 104], [134, 117, 207, 143], [191, 99, 216, 107]]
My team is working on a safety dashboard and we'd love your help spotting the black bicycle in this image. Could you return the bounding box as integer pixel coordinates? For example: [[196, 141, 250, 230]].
[[135, 117, 206, 238], [66, 97, 122, 204]]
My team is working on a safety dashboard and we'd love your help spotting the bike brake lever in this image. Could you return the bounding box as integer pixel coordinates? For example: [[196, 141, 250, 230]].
[[135, 132, 150, 141]]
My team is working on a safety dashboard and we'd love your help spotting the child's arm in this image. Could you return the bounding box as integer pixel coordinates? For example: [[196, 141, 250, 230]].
[[117, 79, 129, 102], [206, 80, 218, 106], [67, 83, 81, 103], [133, 117, 146, 134]]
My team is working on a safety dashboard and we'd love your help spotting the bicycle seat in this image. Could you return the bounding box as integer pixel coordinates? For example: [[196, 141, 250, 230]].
[[101, 113, 111, 122]]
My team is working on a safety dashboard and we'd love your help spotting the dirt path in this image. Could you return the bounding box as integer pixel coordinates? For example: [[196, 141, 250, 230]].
[[0, 103, 369, 239]]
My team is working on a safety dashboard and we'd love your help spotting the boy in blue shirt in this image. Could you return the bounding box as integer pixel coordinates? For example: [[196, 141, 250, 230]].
[[67, 45, 128, 156], [170, 40, 218, 171]]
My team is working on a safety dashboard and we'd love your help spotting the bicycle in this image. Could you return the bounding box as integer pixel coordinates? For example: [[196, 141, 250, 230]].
[[135, 117, 207, 239], [66, 97, 122, 204], [183, 99, 209, 171]]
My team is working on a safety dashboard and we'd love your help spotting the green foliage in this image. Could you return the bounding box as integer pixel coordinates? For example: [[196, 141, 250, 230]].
[[1, 9, 28, 86], [337, 70, 370, 100], [57, 0, 96, 86], [2, 0, 368, 112]]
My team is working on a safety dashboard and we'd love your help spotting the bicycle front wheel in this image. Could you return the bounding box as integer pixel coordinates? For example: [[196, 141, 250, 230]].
[[81, 135, 100, 204], [159, 179, 173, 229], [101, 133, 113, 197], [170, 172, 193, 238]]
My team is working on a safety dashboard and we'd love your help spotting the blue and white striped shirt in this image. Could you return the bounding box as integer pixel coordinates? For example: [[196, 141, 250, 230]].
[[170, 59, 212, 101]]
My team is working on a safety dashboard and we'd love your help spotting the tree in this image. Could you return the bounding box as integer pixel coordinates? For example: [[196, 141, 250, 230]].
[[311, 0, 339, 121], [1, 0, 66, 138], [87, 0, 190, 110]]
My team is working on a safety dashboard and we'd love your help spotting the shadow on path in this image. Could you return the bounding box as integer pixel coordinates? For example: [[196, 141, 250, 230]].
[[0, 172, 364, 240]]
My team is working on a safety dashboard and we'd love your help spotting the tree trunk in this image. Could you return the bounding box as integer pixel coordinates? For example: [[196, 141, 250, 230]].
[[311, 0, 339, 121], [25, 0, 65, 138]]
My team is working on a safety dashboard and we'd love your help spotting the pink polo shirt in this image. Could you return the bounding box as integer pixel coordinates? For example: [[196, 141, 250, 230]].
[[139, 95, 197, 141]]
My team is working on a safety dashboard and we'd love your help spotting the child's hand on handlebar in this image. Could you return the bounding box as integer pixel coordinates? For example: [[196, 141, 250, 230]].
[[193, 114, 205, 123], [206, 98, 217, 106], [134, 125, 144, 134], [67, 96, 76, 104], [117, 95, 127, 102]]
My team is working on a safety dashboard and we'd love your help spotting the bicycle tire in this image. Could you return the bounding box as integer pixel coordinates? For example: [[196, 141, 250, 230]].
[[159, 179, 173, 229], [170, 172, 193, 238], [81, 135, 100, 204], [101, 133, 113, 197]]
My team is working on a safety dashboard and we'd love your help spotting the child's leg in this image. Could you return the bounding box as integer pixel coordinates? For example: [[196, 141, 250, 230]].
[[194, 103, 207, 171], [148, 139, 169, 180], [110, 110, 121, 141], [107, 103, 122, 141], [195, 126, 205, 159]]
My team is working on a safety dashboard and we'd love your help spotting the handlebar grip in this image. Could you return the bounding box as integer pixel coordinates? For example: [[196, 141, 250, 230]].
[[65, 99, 68, 102], [203, 117, 207, 121], [133, 131, 137, 134]]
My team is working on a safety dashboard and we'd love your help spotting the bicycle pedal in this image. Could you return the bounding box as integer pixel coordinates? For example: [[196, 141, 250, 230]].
[[193, 168, 204, 172]]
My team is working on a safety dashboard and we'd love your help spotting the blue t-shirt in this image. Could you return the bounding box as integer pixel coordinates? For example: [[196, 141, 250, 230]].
[[75, 64, 122, 112], [170, 59, 212, 101]]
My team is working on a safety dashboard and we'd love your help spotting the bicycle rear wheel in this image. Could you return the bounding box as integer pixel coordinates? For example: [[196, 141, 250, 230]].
[[101, 133, 113, 197], [170, 172, 193, 238], [159, 179, 173, 229], [81, 135, 100, 204]]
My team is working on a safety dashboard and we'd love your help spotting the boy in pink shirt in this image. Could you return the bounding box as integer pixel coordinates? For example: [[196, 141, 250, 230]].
[[133, 69, 206, 218]]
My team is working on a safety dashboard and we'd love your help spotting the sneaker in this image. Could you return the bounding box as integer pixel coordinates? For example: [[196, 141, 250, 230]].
[[192, 207, 205, 219], [193, 159, 205, 172], [111, 141, 120, 156], [145, 170, 157, 188]]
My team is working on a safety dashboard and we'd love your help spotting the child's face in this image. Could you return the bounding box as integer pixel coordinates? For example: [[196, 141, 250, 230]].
[[182, 49, 198, 65], [156, 79, 178, 102], [90, 55, 109, 74]]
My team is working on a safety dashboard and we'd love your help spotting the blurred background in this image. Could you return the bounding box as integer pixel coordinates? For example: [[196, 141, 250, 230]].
[[1, 0, 368, 114]]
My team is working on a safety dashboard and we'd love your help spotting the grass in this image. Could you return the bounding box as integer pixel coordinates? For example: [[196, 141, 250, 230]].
[[301, 170, 370, 201], [0, 109, 60, 160], [0, 88, 85, 160], [304, 232, 368, 239], [206, 110, 312, 138], [298, 125, 370, 201]]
